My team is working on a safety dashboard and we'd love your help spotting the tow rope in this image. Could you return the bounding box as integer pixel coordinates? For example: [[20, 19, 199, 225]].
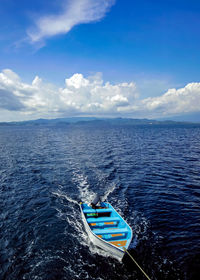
[[123, 247, 151, 280]]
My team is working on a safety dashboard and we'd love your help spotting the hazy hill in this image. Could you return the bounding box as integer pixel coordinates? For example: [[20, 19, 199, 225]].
[[0, 117, 200, 127]]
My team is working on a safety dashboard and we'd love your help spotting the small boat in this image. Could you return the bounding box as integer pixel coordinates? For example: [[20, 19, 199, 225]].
[[80, 195, 133, 261]]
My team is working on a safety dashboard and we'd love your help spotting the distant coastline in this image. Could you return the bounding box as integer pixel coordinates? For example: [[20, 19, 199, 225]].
[[0, 117, 200, 127]]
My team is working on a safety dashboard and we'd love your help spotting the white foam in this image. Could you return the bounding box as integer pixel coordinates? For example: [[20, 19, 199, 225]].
[[52, 190, 79, 205], [102, 182, 117, 201], [71, 170, 95, 203]]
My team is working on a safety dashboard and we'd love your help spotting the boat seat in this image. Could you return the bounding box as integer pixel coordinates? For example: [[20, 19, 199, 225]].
[[87, 217, 120, 223], [83, 208, 112, 214], [93, 228, 128, 235], [109, 240, 127, 247]]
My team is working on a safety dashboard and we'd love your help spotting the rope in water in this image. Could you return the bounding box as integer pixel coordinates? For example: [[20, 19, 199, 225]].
[[123, 247, 151, 280]]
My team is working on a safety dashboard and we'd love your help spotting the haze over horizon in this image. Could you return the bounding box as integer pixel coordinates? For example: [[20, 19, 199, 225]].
[[0, 0, 200, 122]]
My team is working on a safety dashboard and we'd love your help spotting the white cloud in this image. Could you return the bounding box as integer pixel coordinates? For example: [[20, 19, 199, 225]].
[[65, 73, 90, 89], [0, 68, 200, 121], [27, 0, 115, 43], [142, 83, 200, 116], [59, 73, 137, 114], [0, 69, 138, 121]]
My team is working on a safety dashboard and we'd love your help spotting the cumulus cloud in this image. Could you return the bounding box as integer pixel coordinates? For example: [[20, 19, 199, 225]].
[[27, 0, 115, 43], [0, 68, 200, 121], [142, 83, 200, 116], [0, 69, 138, 120], [0, 89, 25, 111], [59, 73, 137, 114]]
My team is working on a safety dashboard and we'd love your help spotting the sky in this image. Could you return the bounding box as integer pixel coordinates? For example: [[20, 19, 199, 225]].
[[0, 0, 200, 122]]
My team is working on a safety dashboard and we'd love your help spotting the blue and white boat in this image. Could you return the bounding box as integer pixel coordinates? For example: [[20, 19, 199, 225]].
[[80, 197, 133, 261]]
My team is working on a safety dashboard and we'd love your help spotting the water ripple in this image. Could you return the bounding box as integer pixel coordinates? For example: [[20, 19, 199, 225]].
[[0, 125, 199, 279]]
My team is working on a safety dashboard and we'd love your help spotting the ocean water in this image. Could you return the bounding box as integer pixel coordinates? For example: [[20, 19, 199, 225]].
[[0, 124, 199, 280]]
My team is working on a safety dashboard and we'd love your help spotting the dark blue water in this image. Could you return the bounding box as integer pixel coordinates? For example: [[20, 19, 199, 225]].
[[0, 124, 200, 280]]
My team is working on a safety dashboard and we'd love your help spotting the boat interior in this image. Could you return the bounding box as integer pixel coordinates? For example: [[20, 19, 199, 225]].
[[81, 202, 132, 250]]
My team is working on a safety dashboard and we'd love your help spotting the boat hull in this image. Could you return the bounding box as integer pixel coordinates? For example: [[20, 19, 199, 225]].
[[81, 207, 125, 261]]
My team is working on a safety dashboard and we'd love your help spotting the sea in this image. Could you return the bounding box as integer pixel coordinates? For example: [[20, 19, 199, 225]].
[[0, 123, 200, 280]]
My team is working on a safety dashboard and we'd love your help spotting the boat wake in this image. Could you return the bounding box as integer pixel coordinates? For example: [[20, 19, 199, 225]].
[[101, 182, 117, 201], [51, 164, 162, 278], [52, 190, 79, 205], [72, 170, 95, 203], [52, 179, 114, 260]]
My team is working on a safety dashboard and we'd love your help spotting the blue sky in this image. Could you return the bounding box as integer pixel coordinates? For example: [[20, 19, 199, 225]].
[[0, 0, 200, 121]]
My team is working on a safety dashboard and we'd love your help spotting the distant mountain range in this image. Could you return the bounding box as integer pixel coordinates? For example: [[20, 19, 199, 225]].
[[0, 117, 200, 127], [158, 112, 200, 123]]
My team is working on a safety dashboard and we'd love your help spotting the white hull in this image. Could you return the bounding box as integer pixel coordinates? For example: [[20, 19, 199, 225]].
[[81, 209, 125, 261]]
